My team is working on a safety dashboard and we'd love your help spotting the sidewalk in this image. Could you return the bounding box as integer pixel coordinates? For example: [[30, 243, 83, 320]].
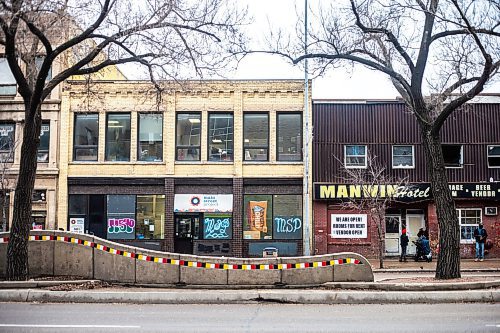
[[0, 259, 499, 304]]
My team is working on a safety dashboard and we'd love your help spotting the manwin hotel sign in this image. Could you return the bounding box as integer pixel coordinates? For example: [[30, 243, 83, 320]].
[[314, 183, 500, 201]]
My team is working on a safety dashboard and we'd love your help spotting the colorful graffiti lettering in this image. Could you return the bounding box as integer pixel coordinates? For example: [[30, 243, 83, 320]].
[[107, 218, 135, 234], [275, 217, 302, 233], [204, 217, 231, 239]]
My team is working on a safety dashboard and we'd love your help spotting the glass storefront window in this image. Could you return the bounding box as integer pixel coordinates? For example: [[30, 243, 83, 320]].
[[272, 195, 303, 239], [176, 113, 201, 161], [73, 114, 98, 161], [208, 113, 233, 162], [203, 214, 232, 239], [277, 113, 302, 161], [106, 113, 131, 161], [37, 122, 50, 162], [244, 113, 269, 161], [136, 195, 165, 239], [107, 195, 135, 240], [138, 113, 163, 162], [0, 123, 15, 163], [243, 195, 273, 240]]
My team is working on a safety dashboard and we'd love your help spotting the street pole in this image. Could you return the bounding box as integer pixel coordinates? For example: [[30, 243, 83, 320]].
[[303, 0, 311, 256]]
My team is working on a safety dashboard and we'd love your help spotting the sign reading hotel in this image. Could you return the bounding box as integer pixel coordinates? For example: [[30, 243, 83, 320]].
[[314, 183, 499, 201], [331, 214, 367, 238], [174, 194, 233, 213]]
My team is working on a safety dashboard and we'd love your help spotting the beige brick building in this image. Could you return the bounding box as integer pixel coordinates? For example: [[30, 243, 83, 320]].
[[58, 79, 312, 256]]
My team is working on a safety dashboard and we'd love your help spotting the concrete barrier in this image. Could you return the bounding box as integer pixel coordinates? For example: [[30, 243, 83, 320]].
[[179, 254, 228, 285], [28, 230, 55, 277], [0, 231, 374, 284], [333, 253, 374, 282], [227, 258, 281, 285], [54, 232, 94, 279], [135, 249, 180, 285], [93, 238, 135, 283], [281, 255, 335, 285]]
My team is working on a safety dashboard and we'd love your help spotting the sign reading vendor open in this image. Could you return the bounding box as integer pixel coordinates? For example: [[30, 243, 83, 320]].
[[331, 214, 367, 238]]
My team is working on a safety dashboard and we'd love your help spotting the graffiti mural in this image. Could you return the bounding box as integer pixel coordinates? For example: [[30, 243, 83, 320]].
[[107, 217, 135, 240], [273, 216, 303, 240], [203, 215, 231, 239]]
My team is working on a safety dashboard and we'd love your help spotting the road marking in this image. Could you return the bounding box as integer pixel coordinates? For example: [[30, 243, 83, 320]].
[[0, 324, 140, 328], [485, 324, 500, 328]]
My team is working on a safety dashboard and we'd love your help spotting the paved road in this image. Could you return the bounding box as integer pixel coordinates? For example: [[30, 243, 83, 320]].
[[0, 302, 499, 333]]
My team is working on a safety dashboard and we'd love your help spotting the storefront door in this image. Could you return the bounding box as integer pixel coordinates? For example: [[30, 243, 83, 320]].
[[385, 215, 401, 256], [174, 215, 200, 254], [407, 214, 425, 255]]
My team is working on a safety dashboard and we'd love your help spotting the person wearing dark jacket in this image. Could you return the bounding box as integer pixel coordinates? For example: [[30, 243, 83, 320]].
[[473, 223, 488, 262], [400, 228, 409, 262]]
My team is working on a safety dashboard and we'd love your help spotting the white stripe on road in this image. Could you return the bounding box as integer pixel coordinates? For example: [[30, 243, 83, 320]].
[[0, 324, 140, 328], [485, 324, 500, 328]]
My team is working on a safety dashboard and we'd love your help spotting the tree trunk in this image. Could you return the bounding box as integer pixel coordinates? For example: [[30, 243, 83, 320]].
[[421, 127, 461, 279], [6, 107, 41, 280]]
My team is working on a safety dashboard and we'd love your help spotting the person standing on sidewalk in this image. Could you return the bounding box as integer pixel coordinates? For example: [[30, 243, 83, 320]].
[[473, 223, 488, 262], [400, 228, 409, 262]]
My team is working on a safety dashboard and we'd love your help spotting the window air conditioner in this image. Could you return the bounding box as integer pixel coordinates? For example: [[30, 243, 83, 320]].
[[485, 207, 498, 216]]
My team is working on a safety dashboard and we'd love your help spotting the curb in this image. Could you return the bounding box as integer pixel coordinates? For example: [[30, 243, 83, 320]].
[[0, 289, 498, 304], [373, 268, 500, 273], [324, 280, 500, 291], [0, 280, 100, 289]]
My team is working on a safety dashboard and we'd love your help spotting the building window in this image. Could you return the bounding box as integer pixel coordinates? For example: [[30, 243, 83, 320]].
[[32, 190, 46, 202], [31, 210, 46, 230], [138, 113, 163, 162], [277, 113, 302, 161], [208, 113, 233, 162], [176, 113, 201, 161], [136, 195, 165, 239], [243, 194, 302, 240], [0, 124, 15, 163], [35, 56, 52, 81], [392, 145, 414, 168], [487, 145, 500, 168], [442, 144, 463, 168], [345, 145, 367, 168], [458, 208, 481, 243], [244, 113, 269, 161], [0, 57, 16, 95], [107, 195, 136, 240], [73, 114, 98, 161], [37, 123, 50, 162], [105, 113, 131, 161]]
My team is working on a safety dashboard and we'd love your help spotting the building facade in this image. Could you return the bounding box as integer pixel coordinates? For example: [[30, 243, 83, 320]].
[[312, 100, 500, 259], [58, 80, 312, 257]]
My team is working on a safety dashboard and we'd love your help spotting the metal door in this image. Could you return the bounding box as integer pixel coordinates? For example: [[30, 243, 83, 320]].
[[174, 215, 200, 254], [385, 215, 401, 256], [407, 214, 425, 255]]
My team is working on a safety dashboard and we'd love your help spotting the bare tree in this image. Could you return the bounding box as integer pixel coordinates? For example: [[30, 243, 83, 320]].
[[337, 154, 409, 269], [0, 0, 248, 280], [277, 0, 500, 279], [0, 125, 17, 233]]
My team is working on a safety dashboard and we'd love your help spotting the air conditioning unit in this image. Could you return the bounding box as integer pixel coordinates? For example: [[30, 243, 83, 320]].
[[485, 207, 498, 216]]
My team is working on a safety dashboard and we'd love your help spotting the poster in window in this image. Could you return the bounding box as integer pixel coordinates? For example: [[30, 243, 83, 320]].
[[69, 218, 85, 234], [249, 201, 267, 232]]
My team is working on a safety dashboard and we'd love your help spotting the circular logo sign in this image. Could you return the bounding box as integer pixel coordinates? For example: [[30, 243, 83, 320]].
[[190, 196, 201, 206]]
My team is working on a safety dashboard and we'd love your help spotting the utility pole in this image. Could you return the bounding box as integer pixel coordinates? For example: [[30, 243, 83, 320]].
[[303, 0, 311, 256]]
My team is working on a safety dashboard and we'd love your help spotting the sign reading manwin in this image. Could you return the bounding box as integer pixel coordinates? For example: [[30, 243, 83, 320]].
[[315, 184, 431, 201]]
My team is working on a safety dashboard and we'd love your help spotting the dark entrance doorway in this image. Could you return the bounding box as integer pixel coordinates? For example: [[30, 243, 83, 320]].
[[174, 214, 200, 254]]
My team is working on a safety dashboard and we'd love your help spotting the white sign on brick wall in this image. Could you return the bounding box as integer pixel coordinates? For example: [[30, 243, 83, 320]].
[[331, 214, 367, 238]]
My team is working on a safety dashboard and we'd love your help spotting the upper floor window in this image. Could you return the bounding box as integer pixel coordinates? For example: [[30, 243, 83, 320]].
[[442, 144, 463, 168], [345, 145, 367, 168], [0, 58, 16, 95], [208, 113, 233, 162], [277, 113, 302, 161], [37, 122, 50, 162], [458, 208, 481, 243], [35, 56, 52, 82], [73, 114, 98, 161], [176, 113, 201, 161], [244, 113, 269, 161], [138, 113, 162, 162], [392, 145, 414, 169], [0, 124, 15, 163], [487, 145, 500, 168], [106, 113, 131, 162]]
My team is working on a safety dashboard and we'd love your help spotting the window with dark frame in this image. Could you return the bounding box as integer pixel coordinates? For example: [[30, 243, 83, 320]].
[[73, 114, 98, 161], [442, 144, 463, 167], [37, 122, 50, 162], [243, 113, 269, 161], [0, 123, 15, 163], [0, 57, 16, 95], [105, 113, 131, 161], [487, 145, 500, 168], [138, 113, 163, 162], [277, 113, 302, 161], [208, 113, 233, 162], [176, 113, 201, 161]]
